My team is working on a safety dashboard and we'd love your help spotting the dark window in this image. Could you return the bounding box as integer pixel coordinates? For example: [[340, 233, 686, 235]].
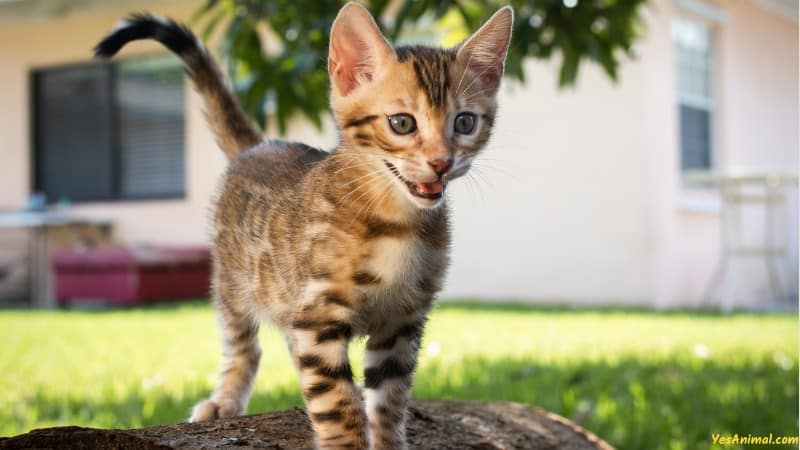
[[679, 105, 711, 171], [32, 55, 185, 203]]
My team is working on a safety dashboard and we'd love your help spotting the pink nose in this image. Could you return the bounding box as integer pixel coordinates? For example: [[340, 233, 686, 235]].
[[428, 158, 453, 177]]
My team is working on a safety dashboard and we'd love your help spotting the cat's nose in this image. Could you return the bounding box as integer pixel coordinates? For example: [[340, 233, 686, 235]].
[[428, 158, 453, 177]]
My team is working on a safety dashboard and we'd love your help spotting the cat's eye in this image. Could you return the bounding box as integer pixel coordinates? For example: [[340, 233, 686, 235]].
[[388, 114, 417, 135], [454, 112, 477, 134]]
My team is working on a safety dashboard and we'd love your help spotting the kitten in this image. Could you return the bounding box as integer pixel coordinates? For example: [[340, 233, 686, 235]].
[[95, 3, 512, 449]]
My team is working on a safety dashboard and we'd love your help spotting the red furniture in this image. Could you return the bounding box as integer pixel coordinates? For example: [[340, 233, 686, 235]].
[[52, 246, 211, 306]]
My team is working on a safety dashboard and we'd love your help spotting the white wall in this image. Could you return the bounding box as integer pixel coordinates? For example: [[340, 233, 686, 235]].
[[443, 57, 652, 303]]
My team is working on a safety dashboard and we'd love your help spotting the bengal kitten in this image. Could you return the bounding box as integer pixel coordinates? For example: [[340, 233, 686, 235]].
[[95, 3, 513, 449]]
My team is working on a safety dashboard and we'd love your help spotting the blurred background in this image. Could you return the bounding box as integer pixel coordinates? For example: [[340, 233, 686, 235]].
[[0, 0, 797, 449]]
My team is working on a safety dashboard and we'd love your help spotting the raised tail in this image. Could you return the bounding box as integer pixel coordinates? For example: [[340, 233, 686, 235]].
[[94, 13, 262, 160]]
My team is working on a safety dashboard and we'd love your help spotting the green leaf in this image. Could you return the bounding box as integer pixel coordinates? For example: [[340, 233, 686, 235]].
[[598, 47, 618, 81], [191, 0, 220, 23], [200, 9, 226, 41], [559, 47, 581, 86]]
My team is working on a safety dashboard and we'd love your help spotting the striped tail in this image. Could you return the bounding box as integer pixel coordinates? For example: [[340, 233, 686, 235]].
[[94, 13, 262, 161]]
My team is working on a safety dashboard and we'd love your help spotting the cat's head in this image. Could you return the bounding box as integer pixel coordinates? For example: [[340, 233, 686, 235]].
[[328, 2, 513, 209]]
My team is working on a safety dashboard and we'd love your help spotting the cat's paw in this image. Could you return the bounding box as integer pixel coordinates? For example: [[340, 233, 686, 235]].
[[189, 398, 243, 422]]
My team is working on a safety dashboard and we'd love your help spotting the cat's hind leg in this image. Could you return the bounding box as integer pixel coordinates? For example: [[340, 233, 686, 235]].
[[190, 285, 261, 422]]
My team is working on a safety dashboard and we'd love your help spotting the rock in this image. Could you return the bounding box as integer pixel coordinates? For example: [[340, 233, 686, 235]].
[[0, 400, 614, 449]]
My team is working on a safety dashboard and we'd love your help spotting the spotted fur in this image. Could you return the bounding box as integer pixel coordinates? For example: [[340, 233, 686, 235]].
[[95, 3, 512, 449]]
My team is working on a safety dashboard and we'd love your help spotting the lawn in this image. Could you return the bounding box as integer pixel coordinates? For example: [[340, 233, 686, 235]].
[[0, 301, 797, 449]]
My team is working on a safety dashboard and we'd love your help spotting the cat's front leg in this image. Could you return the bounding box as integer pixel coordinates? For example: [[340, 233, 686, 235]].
[[363, 319, 425, 450], [289, 315, 368, 449]]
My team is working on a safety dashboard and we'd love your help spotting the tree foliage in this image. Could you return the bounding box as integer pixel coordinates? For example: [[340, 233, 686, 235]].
[[195, 0, 647, 134]]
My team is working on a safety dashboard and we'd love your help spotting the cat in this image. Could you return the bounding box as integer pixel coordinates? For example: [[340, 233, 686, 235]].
[[94, 3, 512, 449]]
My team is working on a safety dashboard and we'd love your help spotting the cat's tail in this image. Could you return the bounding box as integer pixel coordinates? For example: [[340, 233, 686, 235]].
[[93, 13, 262, 161]]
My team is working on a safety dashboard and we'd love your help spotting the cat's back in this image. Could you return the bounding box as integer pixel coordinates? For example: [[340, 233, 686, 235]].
[[213, 140, 327, 246], [226, 140, 328, 193]]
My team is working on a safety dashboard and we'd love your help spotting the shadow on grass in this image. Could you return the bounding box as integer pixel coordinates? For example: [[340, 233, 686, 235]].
[[9, 355, 796, 450]]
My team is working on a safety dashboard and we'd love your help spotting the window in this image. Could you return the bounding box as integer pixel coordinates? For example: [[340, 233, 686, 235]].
[[672, 17, 714, 172], [32, 55, 185, 203]]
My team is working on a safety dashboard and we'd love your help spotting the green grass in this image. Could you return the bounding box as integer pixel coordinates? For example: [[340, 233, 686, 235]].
[[1, 301, 797, 449]]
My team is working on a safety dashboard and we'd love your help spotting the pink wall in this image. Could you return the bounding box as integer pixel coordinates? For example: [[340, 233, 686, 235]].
[[721, 0, 798, 171], [656, 0, 799, 308]]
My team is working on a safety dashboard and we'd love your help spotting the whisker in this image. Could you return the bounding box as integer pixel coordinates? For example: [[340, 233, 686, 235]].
[[357, 150, 415, 164], [334, 160, 380, 175], [461, 170, 478, 201], [358, 177, 395, 220], [343, 168, 388, 186], [346, 171, 392, 210], [464, 172, 487, 204], [338, 171, 386, 205], [473, 172, 489, 204], [471, 161, 522, 183], [467, 166, 497, 194], [349, 174, 396, 225]]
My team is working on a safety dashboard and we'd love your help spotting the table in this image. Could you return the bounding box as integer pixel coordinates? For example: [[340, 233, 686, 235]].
[[683, 171, 798, 311], [0, 211, 112, 308]]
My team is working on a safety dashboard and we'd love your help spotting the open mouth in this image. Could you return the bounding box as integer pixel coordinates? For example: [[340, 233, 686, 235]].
[[384, 161, 445, 200]]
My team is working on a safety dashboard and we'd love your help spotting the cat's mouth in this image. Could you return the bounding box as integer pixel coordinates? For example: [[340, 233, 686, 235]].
[[384, 161, 445, 200]]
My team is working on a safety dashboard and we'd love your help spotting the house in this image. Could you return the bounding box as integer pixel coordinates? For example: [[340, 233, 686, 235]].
[[0, 0, 796, 308]]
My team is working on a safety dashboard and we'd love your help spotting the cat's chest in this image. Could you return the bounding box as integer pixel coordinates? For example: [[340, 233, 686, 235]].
[[358, 236, 423, 291]]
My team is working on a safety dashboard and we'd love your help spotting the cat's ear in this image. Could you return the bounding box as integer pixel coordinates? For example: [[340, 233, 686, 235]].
[[329, 2, 395, 96], [455, 6, 514, 95]]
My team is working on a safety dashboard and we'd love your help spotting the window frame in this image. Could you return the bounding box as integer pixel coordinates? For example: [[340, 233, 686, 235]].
[[672, 15, 717, 173], [29, 54, 186, 205]]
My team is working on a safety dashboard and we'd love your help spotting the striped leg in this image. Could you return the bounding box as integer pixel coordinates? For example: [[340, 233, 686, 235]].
[[290, 319, 368, 450], [190, 291, 261, 422], [363, 321, 424, 450]]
